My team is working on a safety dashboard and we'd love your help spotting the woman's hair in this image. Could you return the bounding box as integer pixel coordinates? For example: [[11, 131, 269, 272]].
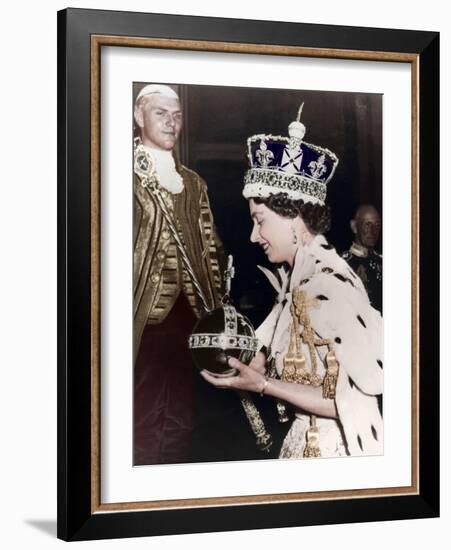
[[253, 194, 331, 235]]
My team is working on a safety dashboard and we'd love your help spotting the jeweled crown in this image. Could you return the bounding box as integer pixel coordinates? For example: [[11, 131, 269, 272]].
[[242, 104, 339, 205]]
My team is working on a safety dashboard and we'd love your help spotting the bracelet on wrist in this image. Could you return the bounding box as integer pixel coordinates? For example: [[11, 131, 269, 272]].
[[259, 376, 269, 397]]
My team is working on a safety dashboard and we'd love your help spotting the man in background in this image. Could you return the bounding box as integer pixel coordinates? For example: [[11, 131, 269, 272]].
[[342, 204, 382, 313]]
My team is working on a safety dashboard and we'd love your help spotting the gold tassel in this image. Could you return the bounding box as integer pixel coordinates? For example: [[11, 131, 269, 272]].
[[323, 350, 339, 399], [282, 350, 311, 384], [282, 311, 310, 384], [279, 289, 340, 457], [303, 416, 321, 458], [293, 354, 311, 385], [282, 349, 297, 382]]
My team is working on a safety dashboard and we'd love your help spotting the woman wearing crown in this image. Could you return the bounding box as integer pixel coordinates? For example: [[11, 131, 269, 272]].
[[201, 106, 383, 458]]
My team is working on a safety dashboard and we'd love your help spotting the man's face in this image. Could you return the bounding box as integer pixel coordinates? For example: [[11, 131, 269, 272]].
[[352, 207, 381, 249], [136, 95, 182, 151]]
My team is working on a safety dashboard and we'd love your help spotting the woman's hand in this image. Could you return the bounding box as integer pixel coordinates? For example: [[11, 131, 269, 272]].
[[200, 353, 267, 394], [200, 351, 337, 418]]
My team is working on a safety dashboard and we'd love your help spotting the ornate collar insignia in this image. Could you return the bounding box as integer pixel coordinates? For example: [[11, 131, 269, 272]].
[[350, 242, 369, 257]]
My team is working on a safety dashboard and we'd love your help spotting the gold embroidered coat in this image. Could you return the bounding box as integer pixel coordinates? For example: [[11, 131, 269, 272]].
[[133, 159, 225, 360]]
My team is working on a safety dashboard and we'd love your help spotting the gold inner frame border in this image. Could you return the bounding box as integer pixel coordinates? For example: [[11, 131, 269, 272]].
[[90, 34, 420, 514]]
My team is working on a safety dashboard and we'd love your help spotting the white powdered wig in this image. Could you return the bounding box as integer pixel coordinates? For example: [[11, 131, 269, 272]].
[[136, 84, 179, 103]]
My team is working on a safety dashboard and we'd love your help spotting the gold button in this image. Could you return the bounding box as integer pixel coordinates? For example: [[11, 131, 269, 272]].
[[157, 251, 165, 261], [162, 230, 170, 239], [150, 273, 160, 284]]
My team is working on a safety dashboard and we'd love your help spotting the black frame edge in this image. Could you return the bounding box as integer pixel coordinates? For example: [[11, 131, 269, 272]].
[[63, 7, 436, 53], [418, 32, 440, 516], [58, 7, 96, 540], [57, 7, 68, 542]]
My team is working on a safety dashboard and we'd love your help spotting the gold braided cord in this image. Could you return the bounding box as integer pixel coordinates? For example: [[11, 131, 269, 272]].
[[152, 187, 212, 312], [281, 288, 341, 458]]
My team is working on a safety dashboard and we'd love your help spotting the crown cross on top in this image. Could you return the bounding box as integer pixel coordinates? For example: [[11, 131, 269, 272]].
[[281, 148, 303, 174], [223, 255, 235, 297]]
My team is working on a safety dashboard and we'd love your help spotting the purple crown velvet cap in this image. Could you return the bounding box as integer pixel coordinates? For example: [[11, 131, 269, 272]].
[[243, 106, 339, 206]]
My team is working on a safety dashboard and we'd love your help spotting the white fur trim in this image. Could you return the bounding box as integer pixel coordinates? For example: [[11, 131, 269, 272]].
[[256, 235, 384, 457]]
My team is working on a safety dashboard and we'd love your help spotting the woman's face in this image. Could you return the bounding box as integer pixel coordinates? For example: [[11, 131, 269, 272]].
[[249, 199, 303, 266]]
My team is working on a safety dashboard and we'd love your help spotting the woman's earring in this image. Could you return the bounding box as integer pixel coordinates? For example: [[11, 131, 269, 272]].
[[292, 228, 298, 245]]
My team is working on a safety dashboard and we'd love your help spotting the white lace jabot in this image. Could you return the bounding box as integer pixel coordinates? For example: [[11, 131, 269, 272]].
[[143, 145, 184, 194]]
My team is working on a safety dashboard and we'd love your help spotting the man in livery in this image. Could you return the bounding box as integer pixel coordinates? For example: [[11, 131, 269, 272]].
[[133, 84, 225, 465], [342, 204, 383, 313]]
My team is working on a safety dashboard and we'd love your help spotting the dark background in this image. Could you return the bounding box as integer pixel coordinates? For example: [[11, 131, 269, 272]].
[[134, 82, 383, 328]]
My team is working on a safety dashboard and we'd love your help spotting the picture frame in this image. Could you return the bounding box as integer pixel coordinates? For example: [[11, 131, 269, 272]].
[[57, 7, 439, 541]]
